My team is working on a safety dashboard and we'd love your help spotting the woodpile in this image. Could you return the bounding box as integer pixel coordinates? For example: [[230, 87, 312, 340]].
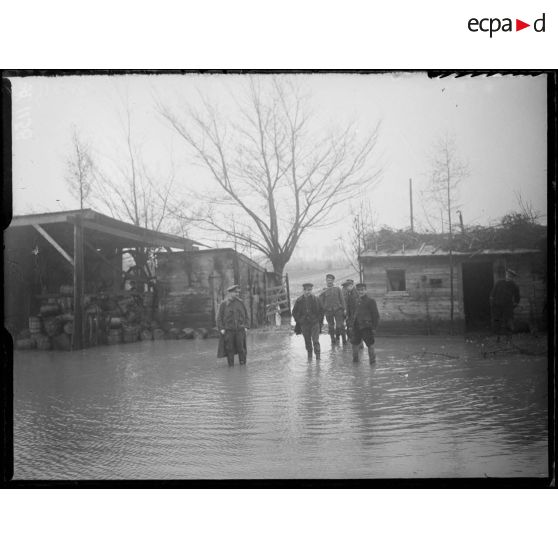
[[15, 286, 225, 351]]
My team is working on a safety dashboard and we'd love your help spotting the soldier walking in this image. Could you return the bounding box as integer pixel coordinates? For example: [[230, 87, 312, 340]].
[[318, 273, 346, 346], [347, 282, 380, 364], [217, 284, 249, 366], [490, 268, 520, 343], [292, 282, 324, 360], [342, 278, 362, 350], [341, 279, 358, 346]]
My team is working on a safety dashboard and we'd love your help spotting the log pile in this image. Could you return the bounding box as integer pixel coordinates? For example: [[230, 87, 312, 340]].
[[15, 284, 221, 350]]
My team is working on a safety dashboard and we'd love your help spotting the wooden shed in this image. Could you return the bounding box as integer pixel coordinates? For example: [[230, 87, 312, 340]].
[[156, 248, 274, 329], [360, 245, 546, 334], [5, 209, 199, 349]]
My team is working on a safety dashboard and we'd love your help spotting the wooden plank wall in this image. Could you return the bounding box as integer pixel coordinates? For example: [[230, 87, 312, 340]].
[[363, 253, 546, 334], [156, 250, 267, 329]]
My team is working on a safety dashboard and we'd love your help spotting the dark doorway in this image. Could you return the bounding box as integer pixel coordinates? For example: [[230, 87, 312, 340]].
[[462, 261, 494, 331]]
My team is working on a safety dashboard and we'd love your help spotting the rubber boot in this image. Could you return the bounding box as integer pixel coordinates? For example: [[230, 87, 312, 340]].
[[307, 350, 313, 361], [227, 355, 234, 367], [352, 345, 360, 363], [341, 331, 347, 346], [368, 345, 376, 364], [330, 333, 336, 345], [315, 350, 320, 360]]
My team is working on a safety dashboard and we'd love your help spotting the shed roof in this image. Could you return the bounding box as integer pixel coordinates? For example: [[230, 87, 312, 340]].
[[158, 247, 268, 274], [8, 209, 201, 251], [361, 246, 541, 259]]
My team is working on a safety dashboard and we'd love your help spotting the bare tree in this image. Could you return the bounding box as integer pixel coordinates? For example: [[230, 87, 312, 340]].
[[92, 103, 175, 233], [159, 77, 381, 278], [66, 128, 95, 210], [515, 191, 543, 224], [66, 106, 183, 289], [425, 133, 470, 332], [338, 199, 375, 282]]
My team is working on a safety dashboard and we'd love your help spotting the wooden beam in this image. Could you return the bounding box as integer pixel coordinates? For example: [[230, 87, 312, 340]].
[[13, 212, 75, 227], [72, 219, 85, 350], [33, 224, 74, 265], [84, 239, 123, 277], [75, 218, 193, 250]]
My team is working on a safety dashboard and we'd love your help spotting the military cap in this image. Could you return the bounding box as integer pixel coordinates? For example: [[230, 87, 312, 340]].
[[326, 273, 335, 280], [227, 284, 241, 292], [355, 282, 367, 289], [341, 279, 354, 287], [302, 282, 313, 288]]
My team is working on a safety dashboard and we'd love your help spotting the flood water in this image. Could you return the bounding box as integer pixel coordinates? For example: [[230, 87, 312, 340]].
[[12, 332, 548, 479]]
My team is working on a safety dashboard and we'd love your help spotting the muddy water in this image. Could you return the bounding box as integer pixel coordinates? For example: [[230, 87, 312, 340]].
[[13, 333, 548, 479]]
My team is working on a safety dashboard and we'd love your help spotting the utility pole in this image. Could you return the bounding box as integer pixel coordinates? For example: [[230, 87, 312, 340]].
[[409, 178, 414, 232], [447, 174, 454, 335]]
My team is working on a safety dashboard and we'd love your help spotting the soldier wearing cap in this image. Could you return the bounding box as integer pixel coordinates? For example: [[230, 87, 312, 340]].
[[217, 284, 250, 366], [292, 282, 324, 360], [318, 273, 346, 346], [347, 282, 380, 364], [341, 279, 358, 343], [489, 267, 520, 343]]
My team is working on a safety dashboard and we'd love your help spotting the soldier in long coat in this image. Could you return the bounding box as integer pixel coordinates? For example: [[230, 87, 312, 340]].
[[490, 268, 520, 342], [347, 283, 380, 364], [217, 284, 249, 366], [292, 282, 324, 360], [318, 273, 346, 346]]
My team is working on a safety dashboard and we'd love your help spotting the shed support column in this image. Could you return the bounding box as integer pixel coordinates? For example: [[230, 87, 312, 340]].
[[72, 217, 85, 350]]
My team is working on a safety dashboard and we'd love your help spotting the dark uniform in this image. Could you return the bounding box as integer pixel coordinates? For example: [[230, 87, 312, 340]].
[[319, 275, 346, 345], [490, 271, 520, 341], [348, 285, 380, 363], [340, 280, 357, 346], [217, 291, 249, 366], [292, 287, 324, 360]]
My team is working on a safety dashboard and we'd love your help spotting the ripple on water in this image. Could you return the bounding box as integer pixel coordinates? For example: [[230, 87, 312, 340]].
[[12, 334, 549, 479]]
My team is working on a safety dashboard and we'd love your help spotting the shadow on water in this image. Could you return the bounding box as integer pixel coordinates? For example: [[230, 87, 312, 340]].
[[13, 332, 548, 479]]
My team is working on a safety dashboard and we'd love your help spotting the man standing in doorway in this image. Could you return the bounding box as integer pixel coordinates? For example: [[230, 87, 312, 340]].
[[217, 284, 249, 366], [319, 274, 346, 346], [490, 268, 520, 343], [348, 283, 380, 364], [292, 283, 324, 360]]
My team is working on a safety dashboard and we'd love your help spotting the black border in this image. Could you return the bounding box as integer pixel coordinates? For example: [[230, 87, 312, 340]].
[[1, 69, 555, 489]]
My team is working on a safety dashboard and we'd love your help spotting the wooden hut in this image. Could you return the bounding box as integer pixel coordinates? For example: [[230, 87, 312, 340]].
[[156, 248, 272, 329], [360, 244, 546, 335], [5, 209, 199, 349]]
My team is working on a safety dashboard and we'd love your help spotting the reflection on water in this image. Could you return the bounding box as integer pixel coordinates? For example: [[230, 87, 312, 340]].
[[13, 333, 548, 479]]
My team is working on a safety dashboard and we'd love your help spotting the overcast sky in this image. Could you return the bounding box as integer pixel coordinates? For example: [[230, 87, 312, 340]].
[[10, 72, 547, 261]]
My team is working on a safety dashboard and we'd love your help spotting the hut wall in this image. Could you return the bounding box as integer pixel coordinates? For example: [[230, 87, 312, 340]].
[[363, 256, 464, 334], [362, 252, 546, 334], [156, 250, 267, 329]]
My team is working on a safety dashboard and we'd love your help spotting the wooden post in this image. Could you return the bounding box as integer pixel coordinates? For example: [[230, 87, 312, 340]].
[[72, 216, 85, 350], [409, 178, 414, 233], [263, 271, 268, 324], [285, 273, 291, 316]]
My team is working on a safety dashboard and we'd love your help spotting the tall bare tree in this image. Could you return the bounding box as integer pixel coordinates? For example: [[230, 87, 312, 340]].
[[66, 106, 182, 288], [425, 133, 470, 332], [66, 128, 95, 210], [92, 103, 175, 233], [338, 199, 375, 282], [159, 77, 381, 277]]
